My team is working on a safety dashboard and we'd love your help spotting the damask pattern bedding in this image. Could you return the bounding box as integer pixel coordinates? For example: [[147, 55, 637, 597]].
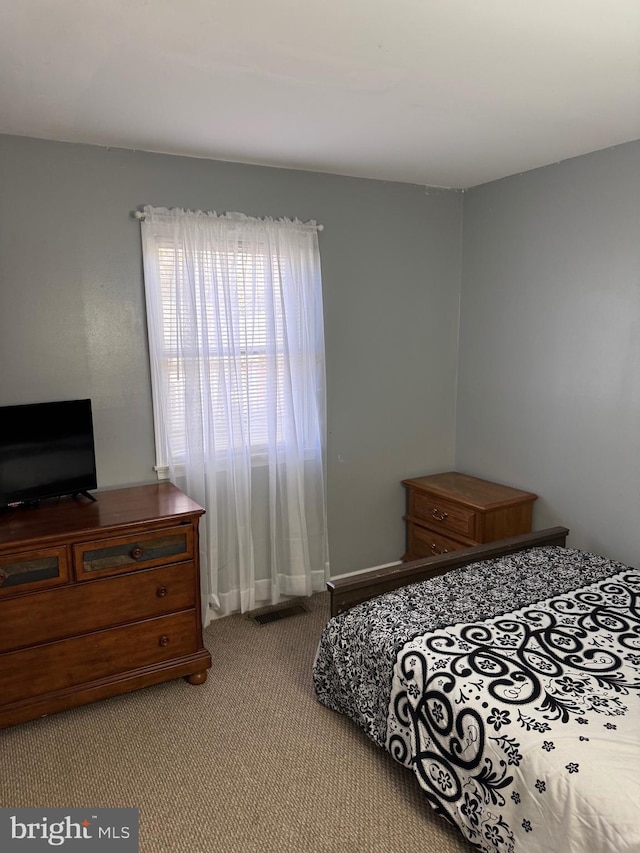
[[313, 546, 640, 853]]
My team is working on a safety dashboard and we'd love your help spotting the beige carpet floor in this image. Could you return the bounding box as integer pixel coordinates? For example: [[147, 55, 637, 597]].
[[1, 592, 474, 853]]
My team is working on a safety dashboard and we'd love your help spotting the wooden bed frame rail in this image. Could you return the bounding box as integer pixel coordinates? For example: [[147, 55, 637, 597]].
[[327, 526, 570, 618]]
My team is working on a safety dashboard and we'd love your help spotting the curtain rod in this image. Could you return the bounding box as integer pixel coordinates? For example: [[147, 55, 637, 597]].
[[133, 209, 324, 231]]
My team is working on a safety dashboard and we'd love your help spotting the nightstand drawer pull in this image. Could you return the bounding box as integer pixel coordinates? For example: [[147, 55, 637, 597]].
[[159, 635, 170, 647], [431, 508, 449, 521], [130, 546, 144, 560], [431, 543, 448, 555], [156, 585, 168, 598]]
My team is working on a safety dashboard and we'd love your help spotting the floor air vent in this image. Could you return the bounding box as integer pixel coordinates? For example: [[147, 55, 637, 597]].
[[249, 602, 309, 626]]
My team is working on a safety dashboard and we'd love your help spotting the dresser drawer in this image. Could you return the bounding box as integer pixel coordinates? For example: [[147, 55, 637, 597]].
[[411, 492, 477, 540], [0, 610, 199, 705], [73, 524, 194, 580], [0, 546, 69, 597], [0, 562, 197, 653], [407, 523, 463, 559]]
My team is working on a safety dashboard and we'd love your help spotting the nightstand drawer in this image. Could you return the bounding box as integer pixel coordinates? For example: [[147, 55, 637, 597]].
[[0, 610, 199, 705], [407, 523, 463, 559], [0, 562, 197, 653], [73, 525, 193, 580], [411, 492, 477, 539]]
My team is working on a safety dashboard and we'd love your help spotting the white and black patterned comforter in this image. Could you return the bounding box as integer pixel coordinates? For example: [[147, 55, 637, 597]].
[[313, 546, 640, 853]]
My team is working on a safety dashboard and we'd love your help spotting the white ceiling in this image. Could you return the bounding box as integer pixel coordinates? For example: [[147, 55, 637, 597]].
[[1, 0, 639, 188]]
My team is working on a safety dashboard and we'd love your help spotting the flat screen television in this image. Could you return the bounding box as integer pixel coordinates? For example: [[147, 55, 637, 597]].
[[0, 399, 98, 508]]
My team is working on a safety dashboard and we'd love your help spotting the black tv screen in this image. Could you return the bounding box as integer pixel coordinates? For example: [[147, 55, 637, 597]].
[[0, 399, 98, 508]]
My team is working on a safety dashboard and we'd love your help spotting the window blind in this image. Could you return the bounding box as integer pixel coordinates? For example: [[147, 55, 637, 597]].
[[157, 241, 289, 457]]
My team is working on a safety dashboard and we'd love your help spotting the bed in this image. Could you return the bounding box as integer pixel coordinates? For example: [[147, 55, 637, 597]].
[[313, 528, 640, 853]]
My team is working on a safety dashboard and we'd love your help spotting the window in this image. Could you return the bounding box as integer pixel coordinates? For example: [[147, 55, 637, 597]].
[[157, 241, 290, 455], [140, 207, 326, 468]]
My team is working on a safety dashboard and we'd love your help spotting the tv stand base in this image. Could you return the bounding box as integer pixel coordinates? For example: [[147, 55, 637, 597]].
[[73, 490, 97, 502], [0, 483, 211, 729]]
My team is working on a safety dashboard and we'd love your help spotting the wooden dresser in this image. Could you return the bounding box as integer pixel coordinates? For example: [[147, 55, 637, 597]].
[[0, 482, 211, 729], [402, 471, 537, 561]]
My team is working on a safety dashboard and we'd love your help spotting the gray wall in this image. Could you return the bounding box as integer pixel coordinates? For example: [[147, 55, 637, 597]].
[[0, 134, 463, 577], [456, 140, 640, 566]]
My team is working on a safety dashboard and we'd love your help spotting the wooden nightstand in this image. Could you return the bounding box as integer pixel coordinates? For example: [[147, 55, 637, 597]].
[[402, 471, 537, 561]]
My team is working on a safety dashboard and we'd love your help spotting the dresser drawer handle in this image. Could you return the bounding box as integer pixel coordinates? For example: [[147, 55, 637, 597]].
[[159, 635, 170, 647], [0, 569, 7, 586], [431, 543, 448, 555], [431, 508, 449, 521], [130, 546, 144, 560], [156, 585, 168, 598]]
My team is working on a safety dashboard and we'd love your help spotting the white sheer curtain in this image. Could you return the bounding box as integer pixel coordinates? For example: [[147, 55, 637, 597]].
[[140, 205, 329, 622]]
